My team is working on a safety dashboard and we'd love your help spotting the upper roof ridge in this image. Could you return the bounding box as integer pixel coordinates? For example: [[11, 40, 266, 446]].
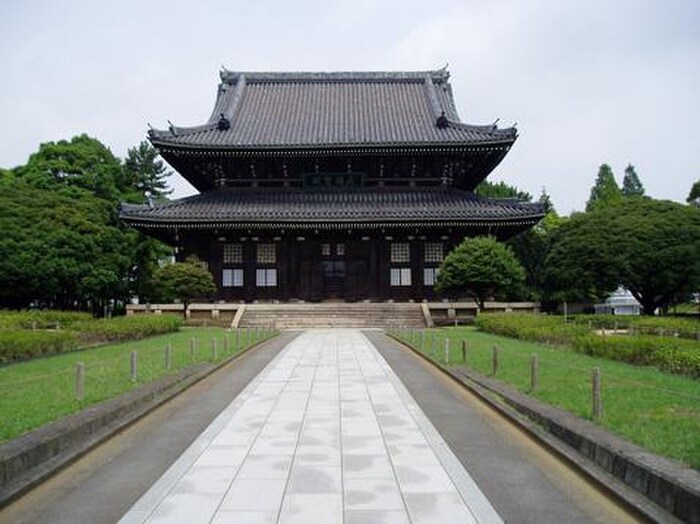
[[219, 68, 451, 84]]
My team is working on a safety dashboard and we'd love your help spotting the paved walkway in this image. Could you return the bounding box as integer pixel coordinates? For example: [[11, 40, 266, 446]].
[[120, 330, 502, 524]]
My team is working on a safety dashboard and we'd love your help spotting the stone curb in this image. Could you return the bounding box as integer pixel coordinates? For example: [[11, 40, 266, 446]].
[[387, 333, 699, 524], [0, 335, 277, 508]]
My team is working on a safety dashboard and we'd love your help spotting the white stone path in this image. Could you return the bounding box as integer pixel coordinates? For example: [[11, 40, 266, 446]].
[[120, 329, 502, 524]]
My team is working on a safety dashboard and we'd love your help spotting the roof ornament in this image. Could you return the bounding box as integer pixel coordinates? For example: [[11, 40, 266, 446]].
[[146, 194, 154, 209], [167, 120, 177, 136], [436, 111, 449, 129], [217, 113, 231, 131], [147, 123, 154, 137], [492, 118, 500, 130]]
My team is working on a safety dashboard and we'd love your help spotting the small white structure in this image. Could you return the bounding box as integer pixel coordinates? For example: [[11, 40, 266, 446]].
[[594, 287, 641, 315]]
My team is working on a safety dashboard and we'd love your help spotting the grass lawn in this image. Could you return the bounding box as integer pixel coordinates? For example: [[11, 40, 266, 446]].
[[396, 326, 700, 469], [0, 327, 275, 443]]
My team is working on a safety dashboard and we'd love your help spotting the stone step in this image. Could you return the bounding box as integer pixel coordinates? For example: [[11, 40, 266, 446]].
[[239, 303, 425, 328]]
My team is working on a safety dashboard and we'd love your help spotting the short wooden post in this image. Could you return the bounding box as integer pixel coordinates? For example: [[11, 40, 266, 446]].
[[592, 367, 602, 420], [224, 334, 230, 352], [420, 330, 425, 352], [410, 328, 415, 345], [32, 321, 37, 331], [613, 321, 618, 332], [430, 333, 435, 356], [165, 344, 172, 370], [530, 354, 539, 391], [492, 346, 499, 375], [190, 338, 196, 361], [588, 320, 592, 329], [130, 351, 138, 382], [211, 338, 218, 359], [236, 329, 241, 348], [461, 340, 467, 364], [75, 363, 84, 401], [246, 327, 250, 345], [444, 338, 450, 365]]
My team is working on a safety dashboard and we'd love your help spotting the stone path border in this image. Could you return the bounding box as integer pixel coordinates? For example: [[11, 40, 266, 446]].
[[0, 334, 278, 508], [388, 333, 699, 524]]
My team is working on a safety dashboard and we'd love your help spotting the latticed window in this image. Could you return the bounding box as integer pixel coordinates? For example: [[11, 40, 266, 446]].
[[390, 268, 411, 286], [424, 242, 444, 263], [336, 243, 345, 256], [223, 243, 243, 264], [256, 243, 276, 264], [256, 268, 277, 287], [390, 243, 410, 263], [222, 269, 244, 287], [321, 243, 331, 256], [423, 267, 440, 286]]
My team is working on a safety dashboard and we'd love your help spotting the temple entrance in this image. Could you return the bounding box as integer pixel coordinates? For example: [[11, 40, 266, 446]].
[[321, 242, 346, 299], [323, 260, 346, 299]]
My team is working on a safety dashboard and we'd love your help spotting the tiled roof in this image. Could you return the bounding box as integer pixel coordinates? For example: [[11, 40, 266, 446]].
[[119, 188, 544, 229], [148, 69, 516, 150]]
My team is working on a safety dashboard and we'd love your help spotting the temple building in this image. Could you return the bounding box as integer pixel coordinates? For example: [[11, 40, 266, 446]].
[[119, 68, 544, 302]]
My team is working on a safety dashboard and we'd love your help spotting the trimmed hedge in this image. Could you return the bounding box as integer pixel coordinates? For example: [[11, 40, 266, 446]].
[[572, 314, 700, 340], [573, 335, 700, 378], [474, 313, 587, 346], [0, 331, 78, 362], [0, 314, 182, 363], [475, 313, 700, 378], [0, 310, 92, 330], [70, 315, 182, 345]]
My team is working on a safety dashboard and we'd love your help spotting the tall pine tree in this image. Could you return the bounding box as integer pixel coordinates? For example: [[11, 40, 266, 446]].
[[621, 164, 645, 197], [586, 163, 621, 212]]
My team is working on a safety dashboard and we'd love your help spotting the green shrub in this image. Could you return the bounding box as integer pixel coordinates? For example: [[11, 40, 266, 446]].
[[70, 315, 182, 345], [0, 310, 92, 330], [475, 313, 587, 346], [572, 335, 700, 378], [476, 313, 700, 377], [0, 330, 78, 362], [572, 314, 700, 340]]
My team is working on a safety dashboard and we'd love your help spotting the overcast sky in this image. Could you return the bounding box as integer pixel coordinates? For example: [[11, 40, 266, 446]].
[[1, 0, 698, 214]]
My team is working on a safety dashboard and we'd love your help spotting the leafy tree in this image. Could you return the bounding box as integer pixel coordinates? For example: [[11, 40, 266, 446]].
[[152, 257, 216, 318], [507, 210, 566, 300], [586, 164, 621, 212], [15, 134, 122, 201], [0, 135, 170, 312], [543, 199, 700, 314], [475, 180, 532, 201], [621, 164, 645, 197], [688, 180, 700, 207], [123, 141, 173, 201], [436, 237, 525, 309]]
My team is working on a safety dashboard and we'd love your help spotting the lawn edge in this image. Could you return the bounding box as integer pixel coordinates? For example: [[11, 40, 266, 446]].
[[0, 333, 279, 508], [387, 332, 699, 524]]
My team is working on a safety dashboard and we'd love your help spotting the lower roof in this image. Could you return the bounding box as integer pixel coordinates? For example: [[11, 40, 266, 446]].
[[119, 188, 544, 231]]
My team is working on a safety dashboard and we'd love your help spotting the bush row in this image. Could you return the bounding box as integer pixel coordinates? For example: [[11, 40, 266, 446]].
[[573, 335, 700, 378], [474, 313, 587, 346], [0, 330, 78, 362], [0, 310, 92, 330], [70, 315, 182, 345], [571, 314, 700, 340], [0, 315, 181, 362], [475, 313, 700, 378]]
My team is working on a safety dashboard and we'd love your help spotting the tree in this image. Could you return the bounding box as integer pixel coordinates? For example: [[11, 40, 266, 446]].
[[123, 141, 173, 201], [586, 164, 621, 212], [15, 134, 122, 201], [0, 135, 170, 312], [475, 180, 532, 201], [151, 257, 216, 318], [621, 164, 645, 197], [507, 210, 565, 300], [688, 180, 700, 207], [543, 199, 700, 314], [436, 237, 525, 309]]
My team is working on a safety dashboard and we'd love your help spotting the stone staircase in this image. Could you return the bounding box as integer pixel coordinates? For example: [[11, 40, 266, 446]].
[[237, 303, 426, 329]]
